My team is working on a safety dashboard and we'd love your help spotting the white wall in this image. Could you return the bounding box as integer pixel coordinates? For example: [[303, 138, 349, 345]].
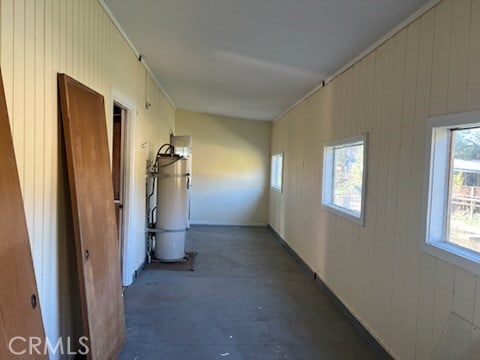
[[176, 109, 271, 226], [269, 0, 480, 358], [0, 0, 175, 357]]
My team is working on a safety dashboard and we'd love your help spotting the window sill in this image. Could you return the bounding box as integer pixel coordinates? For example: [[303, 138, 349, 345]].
[[322, 203, 364, 226], [422, 241, 480, 276]]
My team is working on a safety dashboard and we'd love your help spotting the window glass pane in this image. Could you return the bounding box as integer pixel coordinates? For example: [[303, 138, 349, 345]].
[[332, 143, 363, 213], [271, 154, 283, 190], [276, 154, 283, 188], [175, 146, 189, 157], [271, 156, 277, 187], [448, 128, 480, 252]]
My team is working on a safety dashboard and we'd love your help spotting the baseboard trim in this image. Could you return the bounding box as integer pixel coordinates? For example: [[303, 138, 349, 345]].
[[268, 225, 393, 360], [189, 221, 268, 227]]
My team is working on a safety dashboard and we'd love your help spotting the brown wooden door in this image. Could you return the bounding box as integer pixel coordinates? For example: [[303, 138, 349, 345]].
[[58, 74, 126, 359], [0, 69, 47, 358]]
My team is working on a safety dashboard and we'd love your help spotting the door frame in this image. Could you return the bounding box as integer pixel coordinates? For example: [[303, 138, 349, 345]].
[[111, 89, 135, 286]]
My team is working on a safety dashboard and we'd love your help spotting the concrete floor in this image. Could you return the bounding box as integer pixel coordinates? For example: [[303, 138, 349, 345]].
[[119, 226, 382, 360]]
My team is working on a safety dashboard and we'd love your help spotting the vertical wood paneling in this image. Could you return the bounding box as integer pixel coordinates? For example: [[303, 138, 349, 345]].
[[0, 0, 14, 118], [362, 44, 384, 330], [380, 31, 407, 345], [355, 52, 376, 321], [270, 0, 480, 358], [428, 0, 474, 355], [34, 0, 46, 291], [453, 267, 476, 321], [431, 260, 454, 351], [415, 253, 436, 359], [0, 0, 176, 357], [72, 0, 79, 77], [59, 0, 65, 71], [371, 38, 395, 336], [79, 0, 85, 78], [389, 20, 420, 357], [43, 0, 53, 281], [430, 0, 452, 116], [400, 8, 435, 359], [13, 0, 25, 187], [327, 92, 341, 292], [447, 0, 471, 113], [335, 68, 354, 300], [347, 59, 367, 315], [350, 62, 360, 135], [467, 0, 480, 110], [407, 12, 441, 357], [43, 0, 59, 344], [24, 0, 35, 254], [473, 277, 480, 326], [65, 0, 72, 75]]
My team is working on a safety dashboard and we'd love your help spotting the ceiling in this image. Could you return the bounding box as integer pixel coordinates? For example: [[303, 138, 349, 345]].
[[104, 0, 432, 121]]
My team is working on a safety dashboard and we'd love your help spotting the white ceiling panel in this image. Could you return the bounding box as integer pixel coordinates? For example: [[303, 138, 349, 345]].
[[104, 0, 432, 120]]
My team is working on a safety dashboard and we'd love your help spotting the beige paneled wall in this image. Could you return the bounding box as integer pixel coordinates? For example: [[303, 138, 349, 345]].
[[270, 0, 480, 358], [0, 0, 175, 356], [176, 109, 271, 226]]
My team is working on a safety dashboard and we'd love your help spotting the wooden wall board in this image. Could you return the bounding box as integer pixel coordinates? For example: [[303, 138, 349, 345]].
[[0, 69, 47, 358], [58, 73, 126, 359], [268, 0, 480, 357]]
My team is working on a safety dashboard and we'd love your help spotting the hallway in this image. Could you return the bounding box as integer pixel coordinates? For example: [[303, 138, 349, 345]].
[[119, 226, 383, 360]]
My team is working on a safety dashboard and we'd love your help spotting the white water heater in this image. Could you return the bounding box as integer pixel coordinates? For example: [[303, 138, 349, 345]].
[[154, 154, 188, 261]]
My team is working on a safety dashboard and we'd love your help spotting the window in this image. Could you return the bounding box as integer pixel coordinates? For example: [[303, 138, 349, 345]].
[[424, 110, 480, 275], [271, 152, 284, 192], [322, 134, 367, 225]]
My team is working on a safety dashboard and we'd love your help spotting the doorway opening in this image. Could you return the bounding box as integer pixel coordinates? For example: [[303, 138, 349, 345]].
[[112, 104, 127, 273]]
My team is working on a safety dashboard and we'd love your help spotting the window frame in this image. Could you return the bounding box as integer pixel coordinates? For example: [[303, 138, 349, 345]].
[[322, 133, 368, 225], [423, 109, 480, 276], [271, 152, 284, 193]]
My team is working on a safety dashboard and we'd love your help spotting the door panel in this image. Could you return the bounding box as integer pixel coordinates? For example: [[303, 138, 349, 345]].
[[0, 69, 47, 358], [58, 74, 126, 359]]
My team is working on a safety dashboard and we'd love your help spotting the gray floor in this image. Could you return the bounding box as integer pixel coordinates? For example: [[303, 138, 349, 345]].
[[119, 226, 381, 360]]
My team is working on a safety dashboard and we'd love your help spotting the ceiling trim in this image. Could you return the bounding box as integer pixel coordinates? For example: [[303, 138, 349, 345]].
[[272, 0, 441, 123], [97, 0, 176, 109]]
